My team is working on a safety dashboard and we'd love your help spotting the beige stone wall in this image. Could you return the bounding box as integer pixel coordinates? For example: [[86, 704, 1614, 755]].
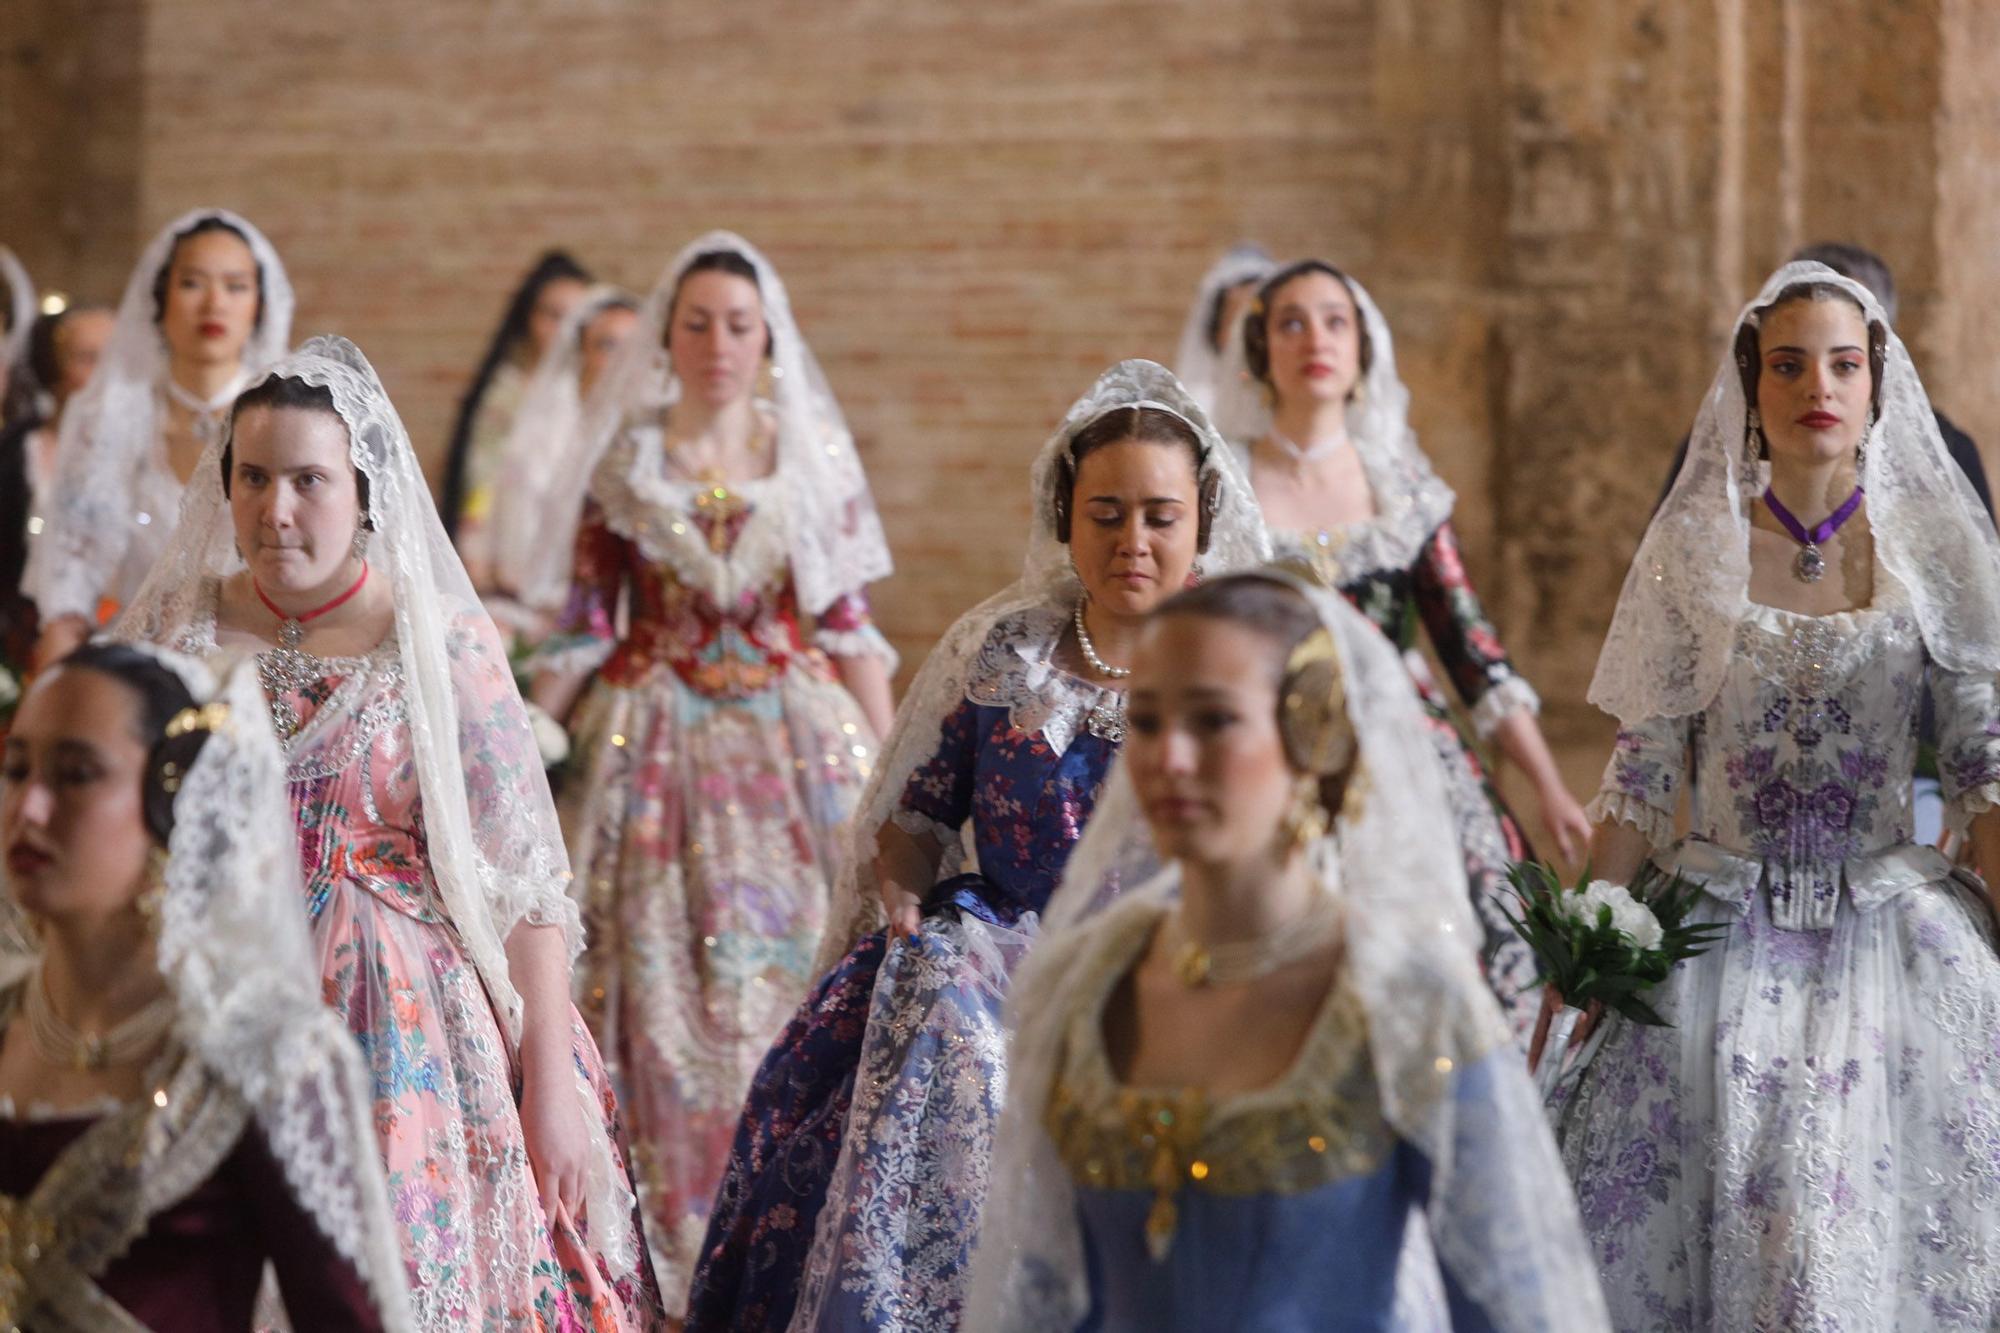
[[4, 0, 1991, 816]]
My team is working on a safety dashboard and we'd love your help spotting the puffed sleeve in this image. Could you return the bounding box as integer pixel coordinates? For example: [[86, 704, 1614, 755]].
[[1583, 714, 1690, 850], [1929, 663, 2000, 836], [1410, 522, 1541, 738], [814, 588, 900, 674]]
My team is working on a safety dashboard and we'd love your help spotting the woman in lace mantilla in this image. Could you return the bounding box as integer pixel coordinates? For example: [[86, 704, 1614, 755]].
[[683, 360, 1270, 1333], [440, 249, 590, 601], [490, 284, 640, 637], [111, 337, 662, 1331], [1560, 263, 2000, 1328], [24, 209, 294, 671], [1211, 258, 1589, 1038], [525, 233, 896, 1312], [1, 644, 413, 1331], [965, 570, 1608, 1332]]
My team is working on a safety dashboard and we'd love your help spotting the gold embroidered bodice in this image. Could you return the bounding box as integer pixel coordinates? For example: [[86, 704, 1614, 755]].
[[1042, 905, 1396, 1255]]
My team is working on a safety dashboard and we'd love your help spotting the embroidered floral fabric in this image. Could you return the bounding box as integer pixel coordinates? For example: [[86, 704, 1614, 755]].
[[685, 607, 1118, 1333], [553, 436, 884, 1310], [248, 641, 662, 1331], [1567, 582, 2000, 1328]]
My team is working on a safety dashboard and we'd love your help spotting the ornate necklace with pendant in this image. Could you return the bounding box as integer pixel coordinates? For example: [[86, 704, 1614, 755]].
[[164, 374, 245, 452], [1072, 599, 1129, 742], [1762, 484, 1865, 583], [254, 564, 370, 738]]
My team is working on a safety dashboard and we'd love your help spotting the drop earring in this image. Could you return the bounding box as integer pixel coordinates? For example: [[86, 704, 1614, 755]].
[[350, 525, 369, 562]]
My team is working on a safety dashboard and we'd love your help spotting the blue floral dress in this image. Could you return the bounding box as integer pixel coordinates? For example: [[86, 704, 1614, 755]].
[[685, 605, 1121, 1332], [1563, 575, 2000, 1328]]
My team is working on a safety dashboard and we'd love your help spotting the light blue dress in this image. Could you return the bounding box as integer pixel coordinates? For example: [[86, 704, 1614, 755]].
[[1043, 914, 1544, 1332]]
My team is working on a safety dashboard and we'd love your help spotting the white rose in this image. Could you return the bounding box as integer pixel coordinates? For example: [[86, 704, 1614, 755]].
[[524, 702, 570, 768], [1567, 880, 1663, 950]]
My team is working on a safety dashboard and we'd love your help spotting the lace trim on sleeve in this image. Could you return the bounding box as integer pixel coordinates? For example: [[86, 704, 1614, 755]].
[[817, 621, 900, 675], [1468, 675, 1540, 739], [1944, 785, 2000, 839], [889, 806, 959, 848], [1583, 790, 1676, 848]]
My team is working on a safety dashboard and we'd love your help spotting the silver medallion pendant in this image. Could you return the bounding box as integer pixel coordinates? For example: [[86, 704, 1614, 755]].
[[1795, 544, 1826, 583]]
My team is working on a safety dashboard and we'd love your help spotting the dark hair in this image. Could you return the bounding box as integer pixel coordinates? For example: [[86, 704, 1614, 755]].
[[663, 249, 772, 358], [1204, 277, 1258, 357], [150, 215, 267, 332], [1789, 242, 1896, 324], [1242, 260, 1375, 396], [1052, 406, 1216, 552], [439, 249, 591, 538], [1152, 572, 1355, 811], [54, 642, 213, 847], [1732, 281, 1889, 460], [221, 375, 372, 527]]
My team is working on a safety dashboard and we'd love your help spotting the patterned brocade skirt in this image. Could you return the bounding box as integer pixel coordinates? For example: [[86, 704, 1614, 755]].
[[1556, 850, 2000, 1330], [314, 881, 663, 1332], [561, 662, 874, 1311]]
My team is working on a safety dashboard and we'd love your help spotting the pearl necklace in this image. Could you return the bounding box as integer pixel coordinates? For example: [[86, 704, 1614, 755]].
[[23, 967, 175, 1071], [1072, 599, 1131, 679]]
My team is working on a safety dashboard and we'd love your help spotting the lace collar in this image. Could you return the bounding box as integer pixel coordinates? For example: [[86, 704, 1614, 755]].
[[588, 417, 793, 605], [1238, 439, 1455, 584], [963, 604, 1124, 756]]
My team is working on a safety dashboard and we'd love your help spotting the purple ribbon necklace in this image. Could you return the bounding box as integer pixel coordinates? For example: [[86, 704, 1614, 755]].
[[1762, 483, 1865, 583]]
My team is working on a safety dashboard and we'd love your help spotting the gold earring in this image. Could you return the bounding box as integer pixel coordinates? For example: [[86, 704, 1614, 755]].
[[134, 847, 169, 934], [1280, 773, 1329, 854]]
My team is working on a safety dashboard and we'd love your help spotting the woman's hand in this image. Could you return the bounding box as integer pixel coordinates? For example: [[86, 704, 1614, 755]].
[[1536, 781, 1593, 867], [874, 821, 941, 942], [878, 875, 923, 941], [519, 1050, 590, 1225]]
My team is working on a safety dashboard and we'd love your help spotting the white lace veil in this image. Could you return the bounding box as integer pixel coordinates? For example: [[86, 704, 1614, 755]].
[[492, 283, 635, 610], [525, 230, 892, 617], [1590, 261, 2000, 724], [111, 335, 640, 1277], [1, 245, 34, 371], [1209, 262, 1456, 573], [21, 209, 295, 623], [967, 570, 1610, 1330], [0, 648, 415, 1329], [810, 359, 1272, 973], [1172, 244, 1271, 416]]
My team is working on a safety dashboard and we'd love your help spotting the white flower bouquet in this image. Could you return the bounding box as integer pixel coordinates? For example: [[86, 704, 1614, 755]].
[[1506, 860, 1725, 1098]]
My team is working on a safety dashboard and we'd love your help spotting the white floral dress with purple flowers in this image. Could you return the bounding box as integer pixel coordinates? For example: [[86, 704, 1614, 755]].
[[1561, 574, 2000, 1330]]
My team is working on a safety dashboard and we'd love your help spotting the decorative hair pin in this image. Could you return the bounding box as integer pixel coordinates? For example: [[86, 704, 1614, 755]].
[[164, 701, 233, 740], [1280, 627, 1355, 777]]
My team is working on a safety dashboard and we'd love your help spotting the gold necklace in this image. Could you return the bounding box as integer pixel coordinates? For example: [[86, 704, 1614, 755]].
[[1171, 893, 1343, 988], [22, 967, 175, 1072]]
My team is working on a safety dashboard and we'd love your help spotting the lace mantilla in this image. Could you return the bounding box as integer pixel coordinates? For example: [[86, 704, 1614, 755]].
[[526, 231, 891, 619], [111, 339, 634, 1280], [21, 209, 293, 622], [1592, 261, 2000, 724]]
